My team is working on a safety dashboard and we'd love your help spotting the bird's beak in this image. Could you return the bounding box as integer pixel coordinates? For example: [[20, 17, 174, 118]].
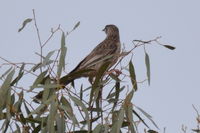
[[102, 28, 106, 32]]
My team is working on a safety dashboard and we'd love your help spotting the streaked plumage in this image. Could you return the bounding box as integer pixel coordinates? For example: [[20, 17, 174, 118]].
[[34, 24, 121, 101]]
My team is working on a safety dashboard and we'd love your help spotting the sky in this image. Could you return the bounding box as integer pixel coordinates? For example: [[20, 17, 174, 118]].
[[0, 0, 200, 132]]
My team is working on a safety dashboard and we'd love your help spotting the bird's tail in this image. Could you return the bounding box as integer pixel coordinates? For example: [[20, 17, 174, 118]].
[[33, 69, 94, 103]]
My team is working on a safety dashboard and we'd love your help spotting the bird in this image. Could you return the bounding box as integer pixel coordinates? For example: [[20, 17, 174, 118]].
[[34, 24, 121, 101]]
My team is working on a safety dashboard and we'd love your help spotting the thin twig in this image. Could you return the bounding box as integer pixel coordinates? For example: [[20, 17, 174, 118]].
[[0, 56, 38, 77], [32, 9, 43, 71]]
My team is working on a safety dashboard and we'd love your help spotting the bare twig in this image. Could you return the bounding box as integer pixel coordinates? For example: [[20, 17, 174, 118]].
[[32, 9, 43, 71]]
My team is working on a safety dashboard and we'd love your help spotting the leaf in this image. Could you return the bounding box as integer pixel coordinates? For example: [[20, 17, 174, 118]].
[[69, 95, 90, 129], [73, 21, 80, 30], [60, 96, 79, 125], [145, 52, 151, 85], [136, 106, 159, 129], [47, 100, 57, 133], [11, 63, 25, 86], [129, 61, 138, 91], [90, 62, 110, 104], [0, 69, 15, 111], [0, 67, 12, 80], [42, 50, 55, 66], [132, 110, 149, 128], [148, 130, 158, 133], [110, 108, 124, 133], [57, 32, 67, 78], [56, 114, 66, 133], [30, 70, 48, 91], [18, 18, 32, 32], [163, 45, 176, 50], [93, 124, 103, 133]]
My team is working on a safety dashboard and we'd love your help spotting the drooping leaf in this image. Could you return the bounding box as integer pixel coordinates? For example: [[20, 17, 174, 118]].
[[163, 45, 176, 50], [0, 67, 12, 80], [136, 106, 159, 129], [148, 129, 158, 133], [57, 32, 67, 78], [60, 96, 79, 125], [11, 63, 25, 86], [129, 61, 138, 91], [110, 108, 125, 133], [18, 18, 32, 32], [15, 123, 21, 133], [90, 62, 110, 104], [30, 70, 48, 91], [69, 95, 90, 129], [132, 110, 149, 128], [145, 52, 151, 85], [0, 69, 15, 111], [73, 21, 80, 30], [47, 100, 57, 133], [93, 124, 103, 133], [56, 114, 66, 133]]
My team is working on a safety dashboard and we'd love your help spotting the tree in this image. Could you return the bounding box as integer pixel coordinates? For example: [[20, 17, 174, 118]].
[[0, 10, 176, 133]]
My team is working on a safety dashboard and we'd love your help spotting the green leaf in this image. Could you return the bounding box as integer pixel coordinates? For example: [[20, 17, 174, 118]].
[[129, 61, 138, 91], [0, 67, 12, 80], [145, 52, 151, 85], [148, 130, 158, 133], [110, 108, 124, 133], [132, 109, 149, 128], [136, 106, 159, 129], [90, 62, 110, 104], [18, 18, 32, 32], [57, 32, 67, 78], [60, 96, 79, 125], [11, 63, 25, 86], [163, 45, 176, 50], [69, 95, 90, 130], [93, 124, 103, 133], [56, 114, 66, 133], [73, 21, 80, 30], [0, 69, 15, 111], [30, 70, 48, 91], [47, 100, 57, 133], [15, 123, 21, 133]]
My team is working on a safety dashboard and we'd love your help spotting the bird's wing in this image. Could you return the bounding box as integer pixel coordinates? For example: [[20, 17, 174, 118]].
[[71, 39, 119, 72]]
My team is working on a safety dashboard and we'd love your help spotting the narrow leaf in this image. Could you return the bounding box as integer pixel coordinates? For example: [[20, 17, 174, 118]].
[[129, 61, 138, 91], [145, 52, 151, 85], [0, 67, 12, 80], [136, 106, 159, 129], [110, 108, 124, 133], [69, 95, 90, 129], [73, 21, 80, 30], [57, 32, 67, 78], [30, 70, 48, 91], [18, 18, 32, 32], [163, 45, 176, 50]]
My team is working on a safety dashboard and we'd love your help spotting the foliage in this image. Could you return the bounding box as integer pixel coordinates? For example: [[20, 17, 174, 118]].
[[0, 10, 177, 133]]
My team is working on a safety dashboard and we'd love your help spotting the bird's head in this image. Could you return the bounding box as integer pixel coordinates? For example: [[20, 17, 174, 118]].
[[103, 24, 119, 36]]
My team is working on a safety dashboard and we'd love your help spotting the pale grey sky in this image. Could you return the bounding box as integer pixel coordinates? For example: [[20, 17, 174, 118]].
[[0, 0, 200, 132]]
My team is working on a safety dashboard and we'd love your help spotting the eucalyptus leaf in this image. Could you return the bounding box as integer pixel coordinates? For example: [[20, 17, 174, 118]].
[[129, 61, 138, 91], [18, 18, 32, 32], [145, 52, 150, 85]]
